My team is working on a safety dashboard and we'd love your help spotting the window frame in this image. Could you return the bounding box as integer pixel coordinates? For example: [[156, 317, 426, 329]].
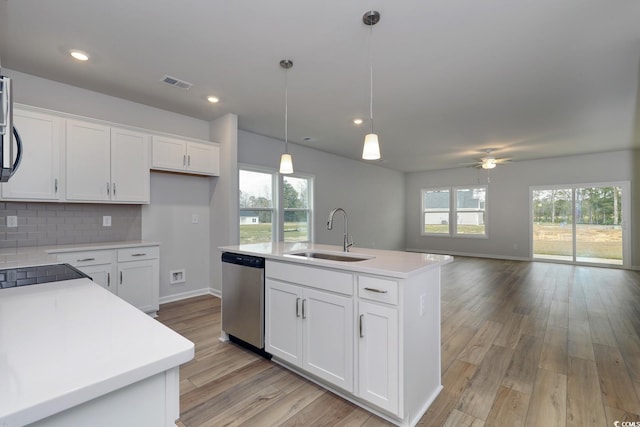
[[420, 185, 488, 239]]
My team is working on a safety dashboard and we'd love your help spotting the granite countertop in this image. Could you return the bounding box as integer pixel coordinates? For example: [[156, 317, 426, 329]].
[[219, 242, 453, 279], [0, 278, 194, 426], [0, 241, 161, 269]]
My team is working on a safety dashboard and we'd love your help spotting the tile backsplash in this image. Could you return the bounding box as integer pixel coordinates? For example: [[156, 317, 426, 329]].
[[0, 202, 142, 249]]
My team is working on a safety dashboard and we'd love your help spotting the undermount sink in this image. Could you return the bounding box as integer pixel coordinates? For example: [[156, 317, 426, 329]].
[[286, 251, 373, 262]]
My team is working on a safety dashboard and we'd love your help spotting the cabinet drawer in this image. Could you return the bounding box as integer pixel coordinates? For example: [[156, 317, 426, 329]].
[[266, 261, 353, 296], [55, 249, 114, 266], [117, 246, 159, 262], [358, 275, 398, 305]]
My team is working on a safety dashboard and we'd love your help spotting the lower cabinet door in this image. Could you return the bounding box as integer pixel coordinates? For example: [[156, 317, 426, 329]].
[[303, 288, 353, 392], [78, 263, 116, 294], [265, 279, 303, 366], [358, 300, 399, 415], [117, 259, 158, 313]]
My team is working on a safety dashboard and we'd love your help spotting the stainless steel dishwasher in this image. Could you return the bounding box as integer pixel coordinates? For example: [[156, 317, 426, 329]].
[[221, 252, 267, 353]]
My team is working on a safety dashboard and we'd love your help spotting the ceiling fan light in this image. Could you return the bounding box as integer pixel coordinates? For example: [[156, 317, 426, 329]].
[[279, 153, 294, 174], [362, 133, 381, 160], [482, 160, 497, 169]]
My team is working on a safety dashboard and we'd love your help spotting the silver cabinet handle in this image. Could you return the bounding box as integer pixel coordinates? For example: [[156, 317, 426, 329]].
[[183, 154, 186, 166], [359, 314, 364, 338], [107, 272, 110, 287], [120, 271, 123, 284], [130, 253, 147, 257], [54, 178, 58, 193], [106, 182, 110, 196], [188, 155, 191, 166], [112, 182, 116, 197], [77, 258, 95, 262], [296, 297, 300, 317], [364, 287, 388, 294], [302, 299, 307, 319]]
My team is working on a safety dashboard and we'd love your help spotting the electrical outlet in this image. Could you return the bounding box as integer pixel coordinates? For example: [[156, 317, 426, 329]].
[[103, 216, 111, 227], [419, 294, 426, 317], [7, 216, 18, 228], [192, 214, 199, 224]]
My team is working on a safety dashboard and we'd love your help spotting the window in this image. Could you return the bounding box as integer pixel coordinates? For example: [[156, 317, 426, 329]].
[[239, 166, 313, 244], [421, 185, 487, 237], [283, 175, 312, 242], [239, 169, 274, 244]]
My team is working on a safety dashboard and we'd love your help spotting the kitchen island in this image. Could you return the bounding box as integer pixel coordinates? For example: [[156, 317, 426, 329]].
[[0, 278, 194, 427], [219, 242, 452, 427]]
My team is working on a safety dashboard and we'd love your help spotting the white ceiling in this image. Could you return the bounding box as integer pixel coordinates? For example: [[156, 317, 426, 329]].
[[1, 0, 639, 172]]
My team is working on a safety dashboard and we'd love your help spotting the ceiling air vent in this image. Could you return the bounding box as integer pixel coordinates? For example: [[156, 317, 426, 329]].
[[161, 74, 192, 90]]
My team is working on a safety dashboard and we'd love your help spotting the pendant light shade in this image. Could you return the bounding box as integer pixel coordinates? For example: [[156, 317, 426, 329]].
[[362, 11, 381, 160], [362, 133, 380, 160], [279, 59, 294, 174], [279, 153, 294, 174]]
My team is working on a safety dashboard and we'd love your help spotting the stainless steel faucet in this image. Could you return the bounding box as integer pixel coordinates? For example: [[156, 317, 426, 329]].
[[327, 208, 353, 252]]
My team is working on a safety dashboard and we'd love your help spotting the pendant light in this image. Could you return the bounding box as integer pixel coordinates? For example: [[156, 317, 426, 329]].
[[362, 10, 381, 160], [279, 59, 294, 174]]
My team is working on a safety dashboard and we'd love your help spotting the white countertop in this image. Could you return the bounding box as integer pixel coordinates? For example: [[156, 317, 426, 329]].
[[219, 242, 452, 278], [0, 278, 194, 427], [0, 241, 160, 269]]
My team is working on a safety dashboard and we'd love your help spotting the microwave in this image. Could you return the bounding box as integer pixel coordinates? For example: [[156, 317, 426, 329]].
[[0, 74, 22, 182]]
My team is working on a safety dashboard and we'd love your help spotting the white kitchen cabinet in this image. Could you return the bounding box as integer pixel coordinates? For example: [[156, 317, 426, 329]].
[[66, 119, 150, 203], [54, 244, 159, 315], [151, 135, 220, 176], [265, 263, 354, 392], [358, 300, 399, 414], [259, 254, 444, 426], [117, 247, 159, 314], [1, 109, 63, 201]]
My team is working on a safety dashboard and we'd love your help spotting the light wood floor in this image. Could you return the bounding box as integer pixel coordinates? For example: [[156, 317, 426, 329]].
[[157, 257, 640, 426]]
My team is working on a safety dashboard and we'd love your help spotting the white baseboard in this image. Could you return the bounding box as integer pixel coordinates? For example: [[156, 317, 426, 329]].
[[159, 287, 221, 304]]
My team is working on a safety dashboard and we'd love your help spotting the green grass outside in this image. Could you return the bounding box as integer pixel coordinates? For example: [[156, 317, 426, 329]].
[[240, 222, 308, 244]]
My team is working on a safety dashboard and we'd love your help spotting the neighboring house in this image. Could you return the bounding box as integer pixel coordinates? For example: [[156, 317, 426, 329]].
[[239, 214, 259, 225]]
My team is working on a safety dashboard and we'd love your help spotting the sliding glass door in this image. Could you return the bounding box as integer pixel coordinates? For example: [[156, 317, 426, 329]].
[[531, 182, 628, 266]]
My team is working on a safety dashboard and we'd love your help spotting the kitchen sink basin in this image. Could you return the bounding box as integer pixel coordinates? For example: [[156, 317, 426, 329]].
[[286, 251, 373, 262]]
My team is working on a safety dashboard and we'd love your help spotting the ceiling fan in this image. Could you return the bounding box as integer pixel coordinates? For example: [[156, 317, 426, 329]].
[[469, 149, 511, 169]]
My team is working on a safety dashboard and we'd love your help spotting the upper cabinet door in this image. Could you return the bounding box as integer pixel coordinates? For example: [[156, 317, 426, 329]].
[[186, 141, 219, 176], [65, 119, 111, 201], [110, 127, 150, 203], [1, 109, 62, 200], [151, 136, 220, 176], [151, 136, 187, 171]]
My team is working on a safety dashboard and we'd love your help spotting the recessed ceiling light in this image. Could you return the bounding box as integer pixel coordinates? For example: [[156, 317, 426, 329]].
[[207, 96, 219, 103], [69, 50, 89, 61], [353, 118, 363, 125]]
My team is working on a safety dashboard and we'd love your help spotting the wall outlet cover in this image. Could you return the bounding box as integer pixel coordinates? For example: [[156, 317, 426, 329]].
[[103, 216, 112, 227], [7, 216, 18, 228]]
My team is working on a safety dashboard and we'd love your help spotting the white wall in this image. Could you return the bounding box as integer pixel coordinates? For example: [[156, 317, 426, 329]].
[[405, 150, 640, 268], [210, 114, 239, 294], [142, 173, 213, 302], [238, 130, 405, 250], [5, 69, 210, 139]]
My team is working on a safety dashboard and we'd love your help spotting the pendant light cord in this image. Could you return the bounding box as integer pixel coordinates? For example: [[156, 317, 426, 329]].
[[369, 16, 374, 134], [284, 67, 289, 153]]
